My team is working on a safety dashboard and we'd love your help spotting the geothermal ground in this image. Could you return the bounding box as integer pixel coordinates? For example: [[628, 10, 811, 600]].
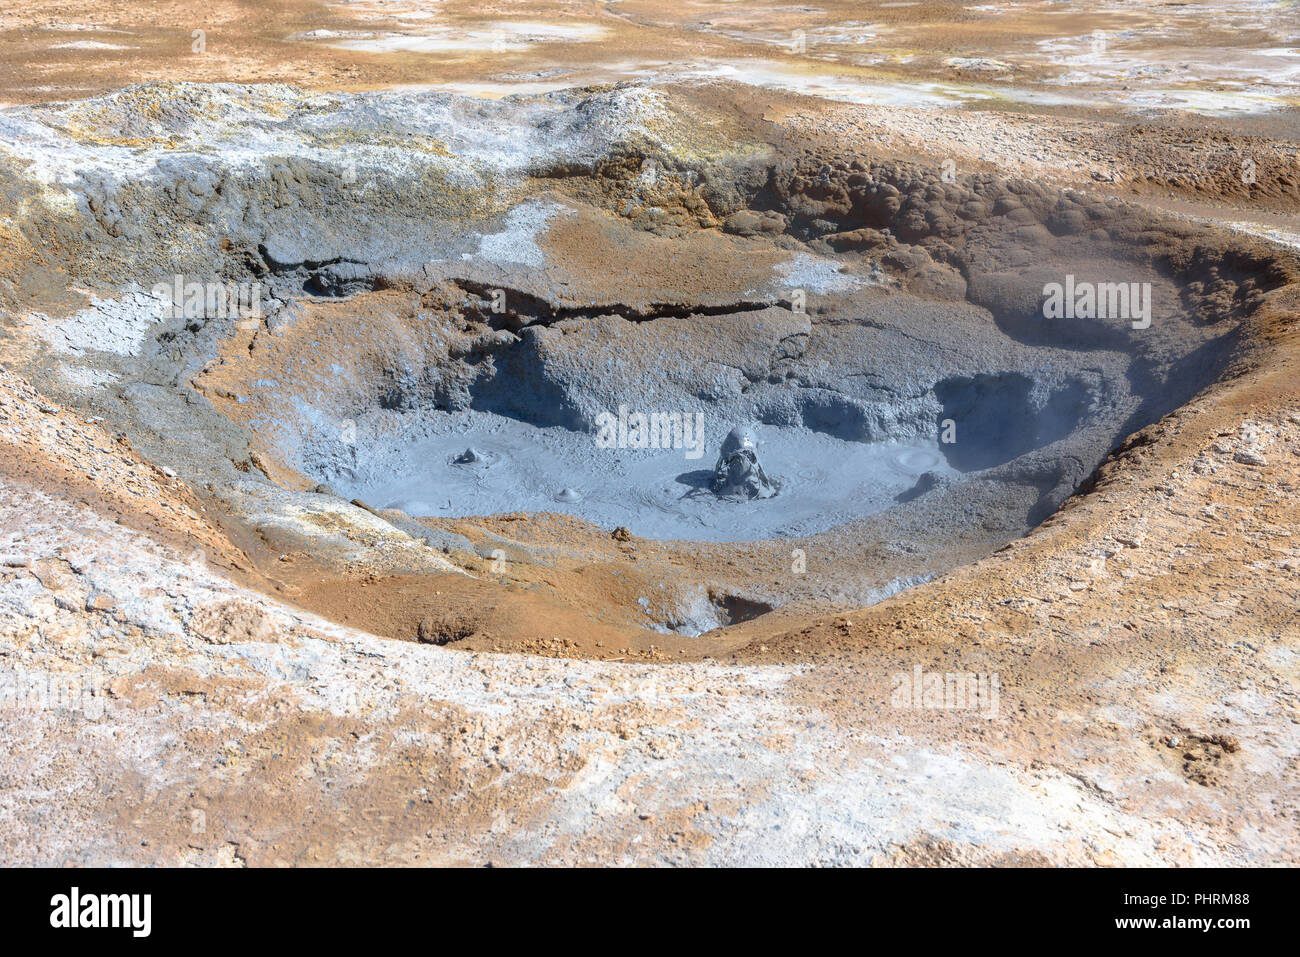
[[0, 1, 1298, 866]]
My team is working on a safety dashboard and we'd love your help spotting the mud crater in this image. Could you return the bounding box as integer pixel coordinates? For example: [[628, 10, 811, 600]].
[[9, 84, 1290, 645], [179, 156, 1264, 629]]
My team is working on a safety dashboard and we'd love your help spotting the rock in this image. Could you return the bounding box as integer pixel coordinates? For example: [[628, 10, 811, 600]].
[[417, 614, 475, 645], [612, 526, 632, 542], [1234, 450, 1267, 466], [722, 209, 786, 237], [265, 300, 303, 335], [824, 228, 889, 252], [85, 592, 116, 613], [882, 245, 932, 272], [189, 599, 280, 644], [722, 210, 762, 235], [1209, 733, 1241, 754], [248, 449, 274, 477]]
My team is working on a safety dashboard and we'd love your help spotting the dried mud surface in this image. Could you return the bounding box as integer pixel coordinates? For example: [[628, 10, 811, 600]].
[[0, 1, 1298, 866]]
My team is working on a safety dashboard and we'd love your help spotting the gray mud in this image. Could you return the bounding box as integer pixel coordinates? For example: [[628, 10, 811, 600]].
[[334, 411, 953, 542], [1, 81, 1291, 606], [302, 283, 1146, 542]]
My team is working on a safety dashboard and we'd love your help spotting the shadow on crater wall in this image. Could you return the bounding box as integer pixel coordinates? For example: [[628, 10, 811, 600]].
[[935, 372, 1093, 472]]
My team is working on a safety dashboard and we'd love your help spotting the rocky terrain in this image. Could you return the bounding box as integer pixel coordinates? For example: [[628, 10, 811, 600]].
[[0, 1, 1297, 866]]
